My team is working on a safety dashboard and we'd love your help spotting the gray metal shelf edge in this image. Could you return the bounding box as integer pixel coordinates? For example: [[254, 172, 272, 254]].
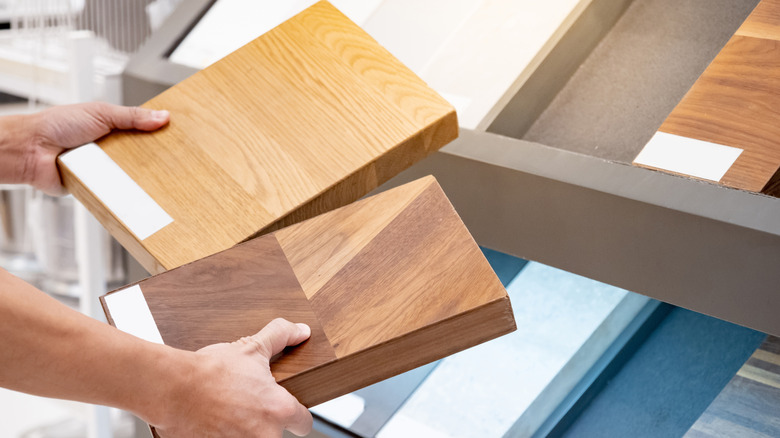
[[376, 129, 780, 337]]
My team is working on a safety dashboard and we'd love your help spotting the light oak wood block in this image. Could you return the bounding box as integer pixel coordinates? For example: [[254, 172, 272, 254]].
[[58, 1, 457, 274], [634, 0, 780, 194], [100, 176, 516, 408]]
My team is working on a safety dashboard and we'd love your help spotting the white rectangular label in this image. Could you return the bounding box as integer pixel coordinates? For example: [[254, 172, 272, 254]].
[[103, 285, 164, 345], [60, 143, 173, 240], [634, 132, 743, 182]]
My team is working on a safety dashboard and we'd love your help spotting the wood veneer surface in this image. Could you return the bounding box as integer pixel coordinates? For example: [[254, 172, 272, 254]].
[[101, 176, 515, 408], [634, 0, 780, 194], [685, 336, 780, 438], [59, 1, 457, 274]]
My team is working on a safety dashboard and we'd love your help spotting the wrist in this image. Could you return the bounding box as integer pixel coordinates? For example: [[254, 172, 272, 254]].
[[0, 112, 39, 186], [131, 345, 205, 428]]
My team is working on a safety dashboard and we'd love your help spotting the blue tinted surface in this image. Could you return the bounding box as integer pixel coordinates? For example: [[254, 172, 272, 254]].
[[561, 307, 765, 438]]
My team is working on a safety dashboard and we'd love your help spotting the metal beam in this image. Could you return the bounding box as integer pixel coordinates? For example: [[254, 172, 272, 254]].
[[379, 129, 780, 336]]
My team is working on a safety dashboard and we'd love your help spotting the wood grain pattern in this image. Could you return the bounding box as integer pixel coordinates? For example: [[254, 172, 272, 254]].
[[137, 236, 336, 380], [100, 176, 515, 408], [634, 0, 780, 194], [59, 1, 457, 274], [685, 336, 780, 438]]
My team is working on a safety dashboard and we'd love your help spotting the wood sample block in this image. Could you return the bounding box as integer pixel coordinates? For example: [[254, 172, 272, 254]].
[[633, 0, 780, 195], [685, 336, 780, 438], [58, 1, 457, 274], [100, 176, 516, 408]]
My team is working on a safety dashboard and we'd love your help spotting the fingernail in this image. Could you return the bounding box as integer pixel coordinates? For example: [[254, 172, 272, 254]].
[[151, 110, 169, 121], [297, 323, 311, 337]]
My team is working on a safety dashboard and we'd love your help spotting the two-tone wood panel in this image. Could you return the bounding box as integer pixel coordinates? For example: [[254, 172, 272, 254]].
[[685, 336, 780, 437], [60, 1, 457, 274], [633, 0, 780, 195], [100, 176, 515, 407]]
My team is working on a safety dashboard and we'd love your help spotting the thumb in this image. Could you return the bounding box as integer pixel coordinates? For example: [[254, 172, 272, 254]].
[[239, 318, 311, 361], [89, 102, 170, 131]]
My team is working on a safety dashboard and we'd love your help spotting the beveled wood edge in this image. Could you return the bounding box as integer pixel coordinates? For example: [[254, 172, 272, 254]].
[[254, 111, 458, 238], [762, 166, 780, 196], [99, 295, 116, 327], [279, 295, 516, 407], [631, 161, 738, 190], [735, 0, 779, 39], [58, 159, 164, 274]]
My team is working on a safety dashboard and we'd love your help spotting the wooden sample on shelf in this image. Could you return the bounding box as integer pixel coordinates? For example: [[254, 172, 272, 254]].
[[100, 176, 516, 408], [58, 1, 457, 274], [633, 0, 780, 195], [685, 336, 780, 438]]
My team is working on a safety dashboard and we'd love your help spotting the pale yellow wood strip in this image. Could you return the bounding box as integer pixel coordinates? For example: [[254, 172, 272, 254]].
[[737, 364, 780, 390], [752, 349, 780, 367]]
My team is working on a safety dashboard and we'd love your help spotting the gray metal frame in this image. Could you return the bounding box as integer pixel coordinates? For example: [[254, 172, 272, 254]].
[[121, 0, 213, 105], [377, 129, 780, 336]]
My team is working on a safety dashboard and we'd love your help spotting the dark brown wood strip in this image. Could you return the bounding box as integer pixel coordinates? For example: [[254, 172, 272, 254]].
[[136, 235, 336, 380]]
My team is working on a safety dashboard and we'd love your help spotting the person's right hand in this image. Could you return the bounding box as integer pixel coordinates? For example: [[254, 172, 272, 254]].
[[153, 318, 313, 438]]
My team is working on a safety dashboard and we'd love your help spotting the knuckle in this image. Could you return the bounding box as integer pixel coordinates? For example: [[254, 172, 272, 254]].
[[268, 318, 290, 329], [129, 106, 141, 120], [270, 396, 299, 420], [92, 101, 110, 114]]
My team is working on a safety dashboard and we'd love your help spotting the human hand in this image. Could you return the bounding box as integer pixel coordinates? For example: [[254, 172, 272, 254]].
[[153, 318, 313, 438], [2, 102, 169, 195]]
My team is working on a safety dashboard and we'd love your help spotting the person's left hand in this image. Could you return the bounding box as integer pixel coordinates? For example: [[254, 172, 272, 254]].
[[3, 102, 169, 195]]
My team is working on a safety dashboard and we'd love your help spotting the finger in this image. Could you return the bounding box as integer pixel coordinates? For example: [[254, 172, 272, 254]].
[[89, 102, 170, 131], [284, 398, 313, 436], [243, 318, 311, 360]]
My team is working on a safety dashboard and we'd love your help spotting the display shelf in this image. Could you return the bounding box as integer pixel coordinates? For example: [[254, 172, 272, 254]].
[[633, 0, 780, 195], [116, 1, 780, 434], [378, 129, 780, 337]]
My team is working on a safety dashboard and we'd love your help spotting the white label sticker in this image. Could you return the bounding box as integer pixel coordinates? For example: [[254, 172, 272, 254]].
[[60, 143, 173, 240], [635, 132, 743, 182], [103, 285, 164, 345]]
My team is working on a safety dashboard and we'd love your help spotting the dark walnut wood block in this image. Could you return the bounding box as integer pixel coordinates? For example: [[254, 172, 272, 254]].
[[685, 336, 780, 438], [58, 1, 457, 274], [100, 176, 516, 407], [633, 0, 780, 195]]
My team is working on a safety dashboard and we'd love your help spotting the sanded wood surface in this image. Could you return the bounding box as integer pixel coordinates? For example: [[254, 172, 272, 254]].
[[59, 1, 457, 274], [634, 0, 780, 194], [685, 336, 780, 438], [100, 176, 515, 408]]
